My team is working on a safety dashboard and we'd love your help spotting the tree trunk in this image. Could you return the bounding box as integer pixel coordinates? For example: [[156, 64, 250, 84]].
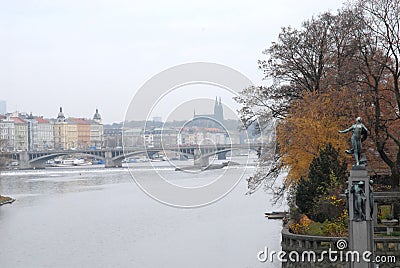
[[390, 164, 400, 190]]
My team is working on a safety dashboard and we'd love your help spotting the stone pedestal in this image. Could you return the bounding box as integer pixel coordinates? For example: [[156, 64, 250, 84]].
[[193, 148, 209, 167], [19, 151, 30, 169], [217, 152, 227, 160], [105, 151, 120, 168], [348, 167, 374, 268]]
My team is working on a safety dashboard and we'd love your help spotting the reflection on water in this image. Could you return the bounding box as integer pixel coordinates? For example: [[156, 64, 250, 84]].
[[0, 159, 284, 268]]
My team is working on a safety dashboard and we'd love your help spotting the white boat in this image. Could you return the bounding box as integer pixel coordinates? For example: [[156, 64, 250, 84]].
[[52, 158, 92, 167], [73, 158, 92, 166], [52, 158, 74, 167]]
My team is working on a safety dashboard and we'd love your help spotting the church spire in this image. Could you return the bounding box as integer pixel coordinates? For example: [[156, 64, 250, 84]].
[[57, 106, 66, 122], [93, 108, 102, 124], [213, 96, 219, 119], [213, 96, 224, 122]]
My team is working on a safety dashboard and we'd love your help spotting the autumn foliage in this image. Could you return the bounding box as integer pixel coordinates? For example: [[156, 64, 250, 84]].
[[238, 0, 400, 200], [277, 88, 359, 186]]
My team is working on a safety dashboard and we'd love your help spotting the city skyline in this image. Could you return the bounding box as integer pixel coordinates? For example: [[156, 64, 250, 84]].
[[0, 105, 247, 153], [0, 97, 254, 152], [0, 95, 239, 124]]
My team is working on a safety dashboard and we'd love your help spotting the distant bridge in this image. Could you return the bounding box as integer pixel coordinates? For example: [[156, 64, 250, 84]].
[[0, 144, 261, 169]]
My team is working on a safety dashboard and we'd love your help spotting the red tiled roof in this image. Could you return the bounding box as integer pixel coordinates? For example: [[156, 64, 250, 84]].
[[205, 127, 225, 132], [69, 118, 90, 125], [11, 117, 26, 124], [35, 117, 50, 123]]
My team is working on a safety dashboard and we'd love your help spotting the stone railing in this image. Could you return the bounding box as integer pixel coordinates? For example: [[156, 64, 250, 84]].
[[281, 227, 400, 267], [375, 236, 400, 260], [282, 227, 345, 252]]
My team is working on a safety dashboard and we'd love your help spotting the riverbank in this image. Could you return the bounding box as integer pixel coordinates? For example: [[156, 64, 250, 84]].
[[175, 161, 241, 171], [0, 195, 15, 206]]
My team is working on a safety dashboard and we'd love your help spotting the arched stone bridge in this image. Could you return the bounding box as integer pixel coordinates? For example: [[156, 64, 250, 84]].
[[1, 144, 261, 169]]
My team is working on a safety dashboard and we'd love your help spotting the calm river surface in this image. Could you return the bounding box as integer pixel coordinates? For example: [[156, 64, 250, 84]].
[[0, 157, 284, 268]]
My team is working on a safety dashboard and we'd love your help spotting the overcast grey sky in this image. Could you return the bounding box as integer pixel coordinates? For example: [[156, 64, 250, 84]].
[[1, 0, 344, 123]]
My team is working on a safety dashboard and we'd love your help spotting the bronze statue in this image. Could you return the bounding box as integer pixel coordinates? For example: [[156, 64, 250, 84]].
[[351, 181, 366, 221], [339, 117, 369, 166]]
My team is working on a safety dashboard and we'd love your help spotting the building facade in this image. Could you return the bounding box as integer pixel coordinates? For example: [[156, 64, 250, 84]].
[[104, 128, 122, 148], [26, 113, 37, 151], [0, 115, 15, 151], [151, 128, 178, 147], [177, 127, 230, 146], [70, 118, 91, 149], [12, 117, 28, 151], [35, 117, 54, 150], [90, 109, 103, 149], [0, 108, 104, 151], [123, 128, 143, 148], [53, 107, 78, 150]]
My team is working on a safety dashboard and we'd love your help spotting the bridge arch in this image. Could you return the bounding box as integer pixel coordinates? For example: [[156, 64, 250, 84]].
[[30, 152, 105, 164], [25, 152, 106, 169], [116, 149, 196, 162]]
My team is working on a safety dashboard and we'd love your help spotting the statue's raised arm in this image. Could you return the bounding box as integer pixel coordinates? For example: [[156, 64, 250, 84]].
[[339, 117, 368, 166], [338, 125, 354, 134]]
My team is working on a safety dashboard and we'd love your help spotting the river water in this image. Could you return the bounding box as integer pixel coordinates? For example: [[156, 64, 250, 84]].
[[0, 157, 284, 268]]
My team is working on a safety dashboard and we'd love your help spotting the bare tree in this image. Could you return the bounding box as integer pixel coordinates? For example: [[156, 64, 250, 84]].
[[236, 10, 362, 199], [237, 0, 400, 198], [352, 0, 400, 188]]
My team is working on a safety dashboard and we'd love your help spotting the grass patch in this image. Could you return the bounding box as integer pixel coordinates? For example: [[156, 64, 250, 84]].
[[307, 222, 325, 236]]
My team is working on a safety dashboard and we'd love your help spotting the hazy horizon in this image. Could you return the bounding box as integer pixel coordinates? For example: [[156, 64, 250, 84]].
[[1, 0, 344, 123]]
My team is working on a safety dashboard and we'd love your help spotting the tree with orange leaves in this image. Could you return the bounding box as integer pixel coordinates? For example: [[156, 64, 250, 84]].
[[238, 0, 400, 202], [276, 88, 359, 188]]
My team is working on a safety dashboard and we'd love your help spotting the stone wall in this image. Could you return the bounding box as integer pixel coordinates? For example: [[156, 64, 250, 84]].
[[281, 227, 400, 268]]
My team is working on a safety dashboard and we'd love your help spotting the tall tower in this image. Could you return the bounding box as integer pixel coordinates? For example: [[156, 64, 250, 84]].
[[56, 107, 66, 122], [27, 112, 35, 151], [54, 107, 67, 150], [213, 96, 224, 122], [218, 97, 224, 122], [93, 108, 102, 124], [213, 96, 219, 119], [91, 108, 103, 149]]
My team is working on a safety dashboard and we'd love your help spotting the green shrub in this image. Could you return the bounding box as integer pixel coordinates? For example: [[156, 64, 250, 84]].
[[295, 143, 347, 222], [390, 231, 400, 237]]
